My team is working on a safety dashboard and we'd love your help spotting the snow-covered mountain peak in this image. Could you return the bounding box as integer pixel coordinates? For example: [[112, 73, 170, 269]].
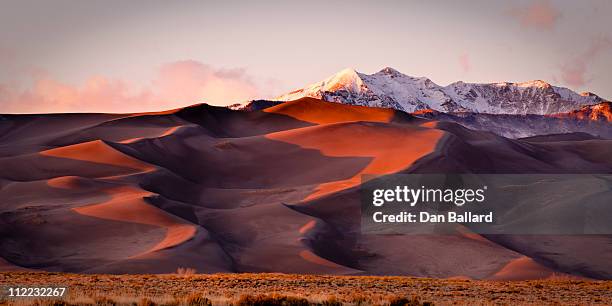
[[372, 67, 434, 83], [516, 80, 551, 89], [274, 67, 606, 114], [322, 68, 365, 92], [377, 67, 403, 76], [272, 68, 367, 102]]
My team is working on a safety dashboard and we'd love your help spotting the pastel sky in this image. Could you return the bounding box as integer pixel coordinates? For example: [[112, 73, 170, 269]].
[[1, 0, 611, 113]]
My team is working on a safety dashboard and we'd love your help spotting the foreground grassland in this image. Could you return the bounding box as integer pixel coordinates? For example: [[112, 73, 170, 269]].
[[1, 272, 611, 305]]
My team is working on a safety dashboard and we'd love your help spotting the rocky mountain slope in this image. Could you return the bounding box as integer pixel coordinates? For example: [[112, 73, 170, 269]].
[[413, 103, 612, 139], [552, 101, 612, 122], [274, 67, 606, 114]]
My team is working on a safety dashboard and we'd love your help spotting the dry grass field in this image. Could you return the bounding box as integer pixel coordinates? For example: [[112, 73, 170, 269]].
[[1, 272, 611, 305]]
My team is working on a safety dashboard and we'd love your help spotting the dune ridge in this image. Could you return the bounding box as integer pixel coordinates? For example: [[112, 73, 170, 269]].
[[73, 186, 197, 255], [266, 122, 444, 200]]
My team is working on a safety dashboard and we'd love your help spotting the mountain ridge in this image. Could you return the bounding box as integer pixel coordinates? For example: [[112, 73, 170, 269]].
[[237, 98, 612, 139], [273, 67, 606, 115]]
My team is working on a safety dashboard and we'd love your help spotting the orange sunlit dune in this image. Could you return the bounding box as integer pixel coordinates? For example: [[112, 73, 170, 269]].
[[264, 97, 396, 124], [267, 122, 444, 200], [265, 97, 444, 200], [490, 256, 559, 281], [73, 186, 197, 255], [40, 140, 154, 171]]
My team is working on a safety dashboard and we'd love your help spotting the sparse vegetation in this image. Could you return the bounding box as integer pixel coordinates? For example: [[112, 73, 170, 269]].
[[319, 296, 342, 306], [1, 272, 610, 305], [138, 298, 155, 306], [32, 300, 70, 306], [93, 296, 117, 306], [184, 294, 212, 306], [235, 294, 310, 306], [387, 296, 432, 306]]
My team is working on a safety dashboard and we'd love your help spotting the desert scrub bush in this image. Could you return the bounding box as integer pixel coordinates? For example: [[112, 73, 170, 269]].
[[176, 267, 197, 276], [93, 296, 117, 306], [387, 295, 433, 306], [235, 294, 311, 306], [32, 300, 71, 306], [184, 294, 212, 306], [139, 298, 156, 306], [347, 293, 368, 306], [320, 296, 343, 306]]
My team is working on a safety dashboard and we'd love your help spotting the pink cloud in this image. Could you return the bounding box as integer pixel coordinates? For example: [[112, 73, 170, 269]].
[[458, 53, 471, 73], [510, 0, 561, 30], [0, 60, 271, 114], [153, 60, 260, 107], [559, 36, 612, 88]]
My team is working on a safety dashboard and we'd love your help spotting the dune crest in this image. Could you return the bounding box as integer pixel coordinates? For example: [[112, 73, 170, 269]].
[[41, 140, 154, 172], [299, 250, 357, 272], [267, 122, 444, 200], [264, 98, 396, 124], [119, 126, 182, 144], [489, 256, 555, 280], [73, 187, 197, 255]]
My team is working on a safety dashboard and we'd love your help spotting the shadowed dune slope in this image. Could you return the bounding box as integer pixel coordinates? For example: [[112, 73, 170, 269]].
[[0, 98, 611, 279]]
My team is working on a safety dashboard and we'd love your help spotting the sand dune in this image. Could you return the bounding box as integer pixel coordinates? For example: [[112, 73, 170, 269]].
[[0, 256, 34, 272], [266, 121, 444, 200], [41, 140, 154, 172], [264, 97, 398, 124], [73, 186, 197, 254], [1, 98, 611, 279], [489, 256, 555, 281]]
